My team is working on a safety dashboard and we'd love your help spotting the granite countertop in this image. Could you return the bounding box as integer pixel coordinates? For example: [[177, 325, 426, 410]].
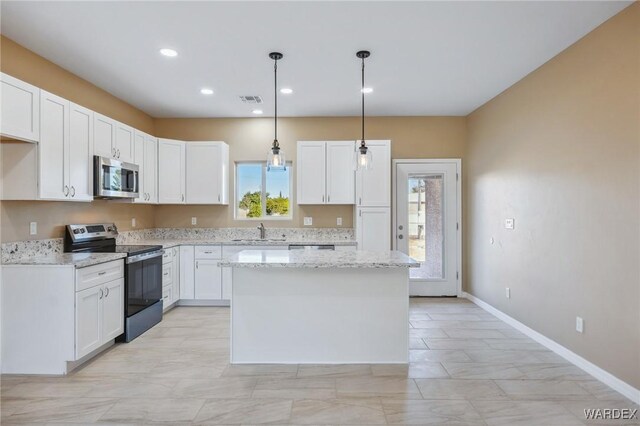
[[219, 249, 420, 268], [133, 238, 358, 249], [3, 252, 126, 268]]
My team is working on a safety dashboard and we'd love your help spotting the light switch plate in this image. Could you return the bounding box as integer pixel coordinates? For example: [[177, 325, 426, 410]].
[[337, 217, 342, 226], [576, 316, 584, 333], [505, 218, 515, 230], [29, 222, 37, 235], [191, 217, 197, 225], [131, 218, 136, 228], [304, 217, 313, 226]]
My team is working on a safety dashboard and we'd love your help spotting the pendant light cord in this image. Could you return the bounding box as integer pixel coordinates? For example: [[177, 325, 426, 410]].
[[274, 58, 278, 145], [361, 57, 365, 147]]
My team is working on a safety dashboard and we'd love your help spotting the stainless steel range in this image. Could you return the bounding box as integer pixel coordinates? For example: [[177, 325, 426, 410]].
[[64, 223, 164, 342]]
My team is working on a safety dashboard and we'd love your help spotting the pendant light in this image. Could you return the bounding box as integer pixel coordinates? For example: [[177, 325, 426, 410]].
[[356, 50, 372, 170], [267, 52, 286, 172]]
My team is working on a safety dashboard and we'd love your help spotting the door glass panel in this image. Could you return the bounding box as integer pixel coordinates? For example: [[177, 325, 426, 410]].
[[407, 174, 444, 280]]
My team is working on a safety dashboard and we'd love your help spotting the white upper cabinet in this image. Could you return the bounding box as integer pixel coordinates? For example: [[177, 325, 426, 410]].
[[68, 103, 94, 201], [356, 140, 391, 207], [135, 132, 158, 204], [326, 141, 356, 204], [38, 92, 93, 202], [185, 142, 229, 204], [114, 122, 134, 162], [297, 141, 327, 204], [93, 113, 134, 162], [297, 141, 355, 205], [38, 91, 69, 201], [93, 113, 116, 159], [158, 138, 186, 204], [144, 134, 158, 203], [1, 73, 40, 142]]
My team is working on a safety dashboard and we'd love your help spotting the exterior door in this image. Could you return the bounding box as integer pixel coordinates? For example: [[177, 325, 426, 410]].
[[395, 161, 460, 296]]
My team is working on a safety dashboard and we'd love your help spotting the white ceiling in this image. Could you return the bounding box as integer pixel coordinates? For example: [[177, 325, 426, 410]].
[[0, 1, 631, 118]]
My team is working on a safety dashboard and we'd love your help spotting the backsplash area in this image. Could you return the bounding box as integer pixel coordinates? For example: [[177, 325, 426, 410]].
[[1, 227, 355, 263]]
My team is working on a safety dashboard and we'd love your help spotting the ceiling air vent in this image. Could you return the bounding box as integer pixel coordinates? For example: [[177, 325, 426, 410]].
[[239, 95, 263, 104]]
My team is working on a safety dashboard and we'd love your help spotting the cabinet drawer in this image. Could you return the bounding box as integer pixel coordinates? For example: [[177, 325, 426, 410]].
[[162, 285, 172, 308], [162, 263, 173, 285], [195, 245, 222, 259], [162, 249, 173, 264], [76, 260, 124, 292]]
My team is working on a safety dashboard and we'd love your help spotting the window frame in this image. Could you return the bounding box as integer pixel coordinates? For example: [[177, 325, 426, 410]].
[[234, 161, 293, 221]]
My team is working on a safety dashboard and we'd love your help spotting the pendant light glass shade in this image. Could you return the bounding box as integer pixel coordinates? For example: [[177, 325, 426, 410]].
[[267, 52, 286, 172], [355, 50, 372, 170]]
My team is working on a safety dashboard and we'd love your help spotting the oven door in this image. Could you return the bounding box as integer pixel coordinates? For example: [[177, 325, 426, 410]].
[[94, 156, 139, 199], [125, 251, 163, 317]]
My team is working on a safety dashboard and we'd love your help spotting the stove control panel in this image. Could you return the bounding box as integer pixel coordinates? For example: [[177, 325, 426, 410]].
[[66, 223, 118, 242]]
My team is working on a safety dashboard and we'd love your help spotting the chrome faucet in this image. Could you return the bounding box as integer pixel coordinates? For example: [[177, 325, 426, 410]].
[[257, 222, 266, 240]]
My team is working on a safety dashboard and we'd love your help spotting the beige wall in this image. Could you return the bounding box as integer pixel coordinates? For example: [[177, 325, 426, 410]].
[[466, 3, 640, 389], [153, 116, 466, 229], [0, 35, 158, 242]]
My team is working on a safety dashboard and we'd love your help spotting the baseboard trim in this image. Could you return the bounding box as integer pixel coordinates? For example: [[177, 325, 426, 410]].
[[462, 291, 640, 405]]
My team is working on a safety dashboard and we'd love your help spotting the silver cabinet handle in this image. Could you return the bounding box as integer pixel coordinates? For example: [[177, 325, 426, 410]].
[[70, 186, 75, 197], [359, 210, 362, 217], [99, 288, 104, 299], [359, 197, 362, 205], [196, 261, 199, 269], [117, 149, 121, 158], [328, 195, 330, 203], [63, 185, 69, 196], [112, 148, 116, 157], [98, 271, 106, 276], [104, 287, 109, 298], [182, 194, 185, 202], [322, 195, 325, 203], [163, 271, 169, 276], [218, 194, 221, 202]]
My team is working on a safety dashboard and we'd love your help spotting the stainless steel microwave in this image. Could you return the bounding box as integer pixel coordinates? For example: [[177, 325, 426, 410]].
[[94, 156, 139, 199]]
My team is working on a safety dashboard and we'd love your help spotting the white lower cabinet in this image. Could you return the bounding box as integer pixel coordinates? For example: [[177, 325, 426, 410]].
[[162, 246, 180, 311], [195, 259, 222, 299]]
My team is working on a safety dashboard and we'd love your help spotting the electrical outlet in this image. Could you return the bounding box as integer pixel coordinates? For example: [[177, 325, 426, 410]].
[[505, 287, 510, 299], [191, 217, 197, 225], [131, 218, 136, 228], [304, 217, 313, 226], [576, 316, 584, 333], [337, 217, 342, 226], [505, 218, 515, 230], [29, 222, 37, 235]]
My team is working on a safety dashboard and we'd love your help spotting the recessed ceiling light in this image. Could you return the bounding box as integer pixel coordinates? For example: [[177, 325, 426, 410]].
[[361, 87, 373, 94], [200, 88, 214, 95], [159, 48, 178, 57], [252, 109, 263, 115], [280, 88, 293, 94]]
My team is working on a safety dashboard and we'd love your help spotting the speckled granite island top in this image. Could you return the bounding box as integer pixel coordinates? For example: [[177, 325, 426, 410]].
[[3, 252, 126, 268], [133, 238, 357, 248], [219, 249, 419, 268]]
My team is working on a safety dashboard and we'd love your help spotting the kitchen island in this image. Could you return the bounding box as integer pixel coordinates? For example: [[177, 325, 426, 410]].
[[219, 249, 419, 364]]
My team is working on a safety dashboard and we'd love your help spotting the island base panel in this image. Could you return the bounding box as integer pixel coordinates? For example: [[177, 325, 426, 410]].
[[230, 267, 409, 364]]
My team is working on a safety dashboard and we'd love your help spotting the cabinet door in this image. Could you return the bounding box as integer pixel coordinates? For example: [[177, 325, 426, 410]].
[[186, 142, 221, 204], [0, 73, 40, 142], [158, 139, 186, 204], [68, 103, 93, 201], [39, 91, 69, 201], [133, 131, 145, 203], [356, 207, 391, 251], [94, 113, 115, 158], [326, 141, 355, 204], [114, 122, 134, 162], [102, 279, 124, 342], [297, 141, 326, 204], [144, 135, 158, 203], [194, 259, 222, 300], [171, 247, 180, 304], [75, 285, 102, 359], [356, 140, 391, 207], [180, 246, 195, 299]]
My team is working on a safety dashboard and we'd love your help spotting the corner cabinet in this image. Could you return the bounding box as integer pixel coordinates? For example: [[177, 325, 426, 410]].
[[158, 140, 229, 205], [0, 72, 40, 142], [158, 138, 186, 204], [186, 142, 229, 204], [133, 131, 158, 204], [297, 141, 355, 205]]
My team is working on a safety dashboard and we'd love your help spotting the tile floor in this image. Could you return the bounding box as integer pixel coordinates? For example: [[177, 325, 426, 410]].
[[1, 298, 637, 425]]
